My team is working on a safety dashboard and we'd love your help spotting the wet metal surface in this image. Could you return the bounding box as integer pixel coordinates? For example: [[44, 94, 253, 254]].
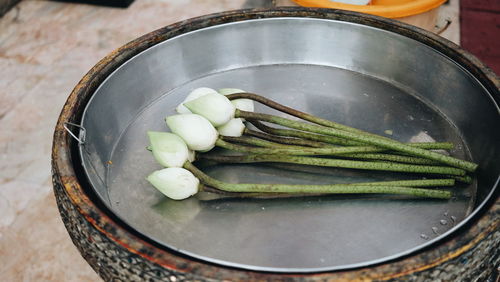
[[77, 17, 498, 272]]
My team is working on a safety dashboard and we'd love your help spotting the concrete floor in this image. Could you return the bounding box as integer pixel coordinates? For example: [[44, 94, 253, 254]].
[[0, 1, 459, 280]]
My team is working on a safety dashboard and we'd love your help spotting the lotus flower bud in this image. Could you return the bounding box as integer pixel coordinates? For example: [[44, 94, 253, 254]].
[[147, 168, 199, 200], [218, 88, 255, 113], [176, 87, 218, 114], [184, 93, 235, 127], [147, 131, 189, 168], [217, 118, 245, 137], [166, 114, 218, 151]]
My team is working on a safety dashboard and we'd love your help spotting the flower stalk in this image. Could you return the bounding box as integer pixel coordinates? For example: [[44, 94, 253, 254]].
[[337, 153, 440, 165], [244, 127, 330, 148], [222, 134, 440, 165], [216, 138, 384, 156], [237, 110, 477, 172], [221, 135, 293, 148], [198, 153, 466, 176], [183, 162, 452, 199], [249, 121, 454, 150], [226, 92, 374, 135]]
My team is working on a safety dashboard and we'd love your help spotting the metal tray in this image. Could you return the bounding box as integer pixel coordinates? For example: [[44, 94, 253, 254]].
[[77, 15, 499, 272]]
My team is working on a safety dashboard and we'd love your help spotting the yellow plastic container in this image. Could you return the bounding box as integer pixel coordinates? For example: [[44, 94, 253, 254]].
[[291, 0, 447, 31], [291, 0, 446, 18]]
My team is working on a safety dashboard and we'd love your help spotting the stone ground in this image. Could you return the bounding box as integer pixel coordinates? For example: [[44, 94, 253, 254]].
[[0, 0, 459, 280]]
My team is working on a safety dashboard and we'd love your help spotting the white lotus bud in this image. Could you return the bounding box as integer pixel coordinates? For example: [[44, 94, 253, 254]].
[[184, 93, 235, 127], [218, 88, 255, 113], [147, 131, 189, 168], [176, 87, 218, 114], [231, 99, 254, 113], [147, 168, 199, 200], [166, 114, 218, 151], [217, 118, 245, 137]]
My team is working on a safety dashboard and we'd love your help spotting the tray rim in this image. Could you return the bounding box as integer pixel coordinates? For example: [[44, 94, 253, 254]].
[[52, 7, 500, 279]]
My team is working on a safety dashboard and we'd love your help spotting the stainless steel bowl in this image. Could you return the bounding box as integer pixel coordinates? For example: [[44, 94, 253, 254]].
[[56, 7, 499, 278]]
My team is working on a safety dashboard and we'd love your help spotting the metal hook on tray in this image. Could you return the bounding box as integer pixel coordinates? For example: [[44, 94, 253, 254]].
[[63, 122, 110, 202], [63, 122, 86, 145]]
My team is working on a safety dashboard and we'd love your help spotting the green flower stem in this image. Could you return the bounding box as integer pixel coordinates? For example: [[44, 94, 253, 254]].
[[227, 133, 440, 165], [344, 178, 455, 187], [220, 135, 293, 148], [250, 120, 363, 146], [198, 154, 466, 176], [183, 162, 451, 199], [250, 121, 454, 150], [339, 153, 440, 165], [215, 139, 383, 156], [450, 175, 473, 184], [199, 186, 321, 199], [244, 128, 329, 148], [237, 110, 477, 172], [226, 92, 376, 136], [228, 93, 454, 150]]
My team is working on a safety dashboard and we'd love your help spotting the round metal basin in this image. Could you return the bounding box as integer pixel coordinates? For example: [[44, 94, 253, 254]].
[[52, 7, 499, 280]]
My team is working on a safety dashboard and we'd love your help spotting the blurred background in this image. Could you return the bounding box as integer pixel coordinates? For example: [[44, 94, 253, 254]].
[[0, 0, 497, 280]]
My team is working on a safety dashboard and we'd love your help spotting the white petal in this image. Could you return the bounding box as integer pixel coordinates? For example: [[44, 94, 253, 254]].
[[231, 99, 254, 112], [184, 93, 235, 127], [218, 88, 245, 95], [147, 168, 199, 200], [218, 88, 254, 113], [217, 118, 245, 137], [148, 131, 189, 168], [176, 105, 193, 114], [166, 114, 218, 151], [176, 87, 218, 114]]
